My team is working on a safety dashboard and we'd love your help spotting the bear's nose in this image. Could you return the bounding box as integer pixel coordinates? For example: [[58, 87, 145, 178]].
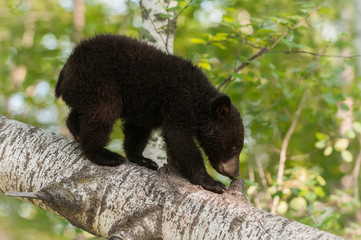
[[219, 156, 239, 178]]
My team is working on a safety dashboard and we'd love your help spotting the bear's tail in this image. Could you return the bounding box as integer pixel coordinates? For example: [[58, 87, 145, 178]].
[[55, 64, 65, 98]]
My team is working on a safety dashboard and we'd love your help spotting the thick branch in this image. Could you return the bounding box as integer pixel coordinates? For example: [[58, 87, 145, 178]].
[[0, 115, 342, 239]]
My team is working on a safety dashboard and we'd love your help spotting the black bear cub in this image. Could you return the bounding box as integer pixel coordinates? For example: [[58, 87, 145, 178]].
[[55, 34, 244, 193]]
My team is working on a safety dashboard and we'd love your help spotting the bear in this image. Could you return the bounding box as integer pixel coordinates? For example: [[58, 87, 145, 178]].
[[55, 34, 244, 193]]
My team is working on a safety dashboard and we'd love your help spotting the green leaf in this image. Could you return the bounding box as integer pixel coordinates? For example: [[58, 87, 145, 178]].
[[272, 17, 288, 24], [316, 132, 327, 140], [199, 62, 211, 70], [334, 138, 349, 151], [243, 74, 254, 82], [231, 73, 243, 82], [322, 92, 337, 104], [315, 140, 327, 149], [290, 197, 307, 211], [296, 26, 309, 31], [272, 190, 283, 198], [245, 179, 258, 187], [304, 191, 317, 201], [340, 32, 348, 37], [165, 6, 181, 12], [212, 42, 227, 49], [346, 130, 356, 139], [340, 103, 350, 111], [299, 216, 314, 225], [256, 29, 275, 34], [288, 15, 303, 22], [316, 176, 326, 186], [321, 213, 340, 228], [157, 13, 173, 19], [214, 33, 228, 41], [223, 15, 234, 22], [291, 187, 301, 195], [280, 38, 304, 49], [324, 146, 332, 156], [341, 150, 353, 162], [314, 186, 325, 197], [191, 38, 206, 44], [353, 122, 361, 133]]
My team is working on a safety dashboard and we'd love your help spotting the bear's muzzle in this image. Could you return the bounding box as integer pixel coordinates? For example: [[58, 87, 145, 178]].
[[217, 156, 240, 179]]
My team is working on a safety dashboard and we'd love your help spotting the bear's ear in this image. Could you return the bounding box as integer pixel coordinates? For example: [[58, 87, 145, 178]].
[[211, 94, 231, 119]]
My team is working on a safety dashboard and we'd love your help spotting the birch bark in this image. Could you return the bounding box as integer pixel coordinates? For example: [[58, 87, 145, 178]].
[[0, 115, 342, 240]]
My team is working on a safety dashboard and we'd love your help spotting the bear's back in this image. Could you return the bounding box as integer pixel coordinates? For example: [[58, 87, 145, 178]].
[[63, 34, 203, 90], [57, 34, 218, 127]]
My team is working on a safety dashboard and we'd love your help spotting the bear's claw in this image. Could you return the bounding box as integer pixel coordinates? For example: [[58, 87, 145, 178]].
[[191, 175, 227, 194], [128, 157, 159, 170], [86, 148, 126, 167], [201, 181, 226, 194]]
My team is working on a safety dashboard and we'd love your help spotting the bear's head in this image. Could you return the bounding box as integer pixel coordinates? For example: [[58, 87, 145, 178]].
[[199, 94, 244, 179]]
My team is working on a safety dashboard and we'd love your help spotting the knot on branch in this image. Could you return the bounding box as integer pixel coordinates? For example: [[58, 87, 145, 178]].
[[227, 178, 248, 201]]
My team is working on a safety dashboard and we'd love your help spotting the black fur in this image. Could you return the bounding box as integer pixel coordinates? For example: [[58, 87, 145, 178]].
[[55, 34, 244, 193]]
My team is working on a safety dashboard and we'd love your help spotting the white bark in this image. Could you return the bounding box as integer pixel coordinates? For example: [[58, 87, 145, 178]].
[[0, 115, 343, 240], [139, 0, 178, 53]]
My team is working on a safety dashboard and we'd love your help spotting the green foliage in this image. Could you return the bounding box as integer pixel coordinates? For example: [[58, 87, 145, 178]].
[[1, 0, 361, 239]]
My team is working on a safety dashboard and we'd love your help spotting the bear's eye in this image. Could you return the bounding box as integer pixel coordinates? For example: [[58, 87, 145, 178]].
[[233, 145, 241, 151]]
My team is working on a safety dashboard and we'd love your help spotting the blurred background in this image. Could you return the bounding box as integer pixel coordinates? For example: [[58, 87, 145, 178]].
[[1, 0, 361, 239]]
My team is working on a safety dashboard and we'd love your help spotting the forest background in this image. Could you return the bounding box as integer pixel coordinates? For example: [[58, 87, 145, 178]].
[[0, 0, 360, 239]]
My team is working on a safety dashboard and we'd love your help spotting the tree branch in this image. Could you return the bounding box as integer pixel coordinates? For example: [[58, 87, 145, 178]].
[[270, 90, 307, 214], [353, 135, 361, 200], [267, 50, 361, 59], [245, 40, 361, 59], [217, 38, 274, 89], [269, 45, 328, 213], [0, 115, 342, 239], [175, 0, 195, 19], [255, 155, 271, 203]]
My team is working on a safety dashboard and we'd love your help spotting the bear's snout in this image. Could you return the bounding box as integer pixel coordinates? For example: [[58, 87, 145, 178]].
[[217, 156, 240, 179]]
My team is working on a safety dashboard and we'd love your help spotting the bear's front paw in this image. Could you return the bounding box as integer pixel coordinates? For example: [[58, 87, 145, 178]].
[[192, 176, 227, 194], [128, 157, 159, 170]]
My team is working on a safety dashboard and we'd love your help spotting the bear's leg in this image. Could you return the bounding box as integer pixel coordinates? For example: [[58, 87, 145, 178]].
[[66, 108, 81, 141], [78, 105, 126, 167], [163, 127, 226, 194], [123, 122, 158, 170]]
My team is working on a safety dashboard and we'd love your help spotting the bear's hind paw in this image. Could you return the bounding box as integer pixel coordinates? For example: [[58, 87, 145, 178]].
[[128, 157, 159, 170], [86, 148, 126, 167]]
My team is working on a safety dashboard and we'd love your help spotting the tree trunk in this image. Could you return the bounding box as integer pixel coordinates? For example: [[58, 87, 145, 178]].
[[139, 0, 178, 166], [73, 0, 85, 42], [0, 115, 342, 239], [139, 0, 177, 53]]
